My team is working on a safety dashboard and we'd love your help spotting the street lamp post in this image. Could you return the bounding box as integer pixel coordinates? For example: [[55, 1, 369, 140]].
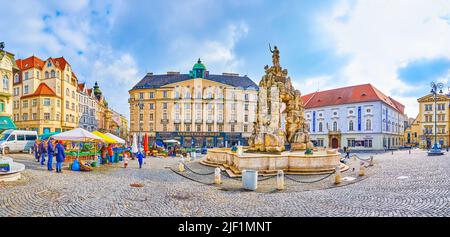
[[428, 82, 444, 156]]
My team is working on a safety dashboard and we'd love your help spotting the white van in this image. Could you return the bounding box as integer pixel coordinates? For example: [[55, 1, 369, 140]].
[[0, 130, 38, 154]]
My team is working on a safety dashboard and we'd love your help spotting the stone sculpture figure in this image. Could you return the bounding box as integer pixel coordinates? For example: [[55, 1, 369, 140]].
[[248, 45, 312, 153]]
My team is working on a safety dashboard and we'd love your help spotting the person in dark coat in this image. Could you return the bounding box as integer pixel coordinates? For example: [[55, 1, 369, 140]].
[[47, 139, 55, 171], [55, 140, 65, 173], [39, 139, 47, 165], [34, 140, 40, 162]]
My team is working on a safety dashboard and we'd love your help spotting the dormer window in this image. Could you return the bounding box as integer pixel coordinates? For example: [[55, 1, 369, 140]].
[[47, 61, 51, 67]]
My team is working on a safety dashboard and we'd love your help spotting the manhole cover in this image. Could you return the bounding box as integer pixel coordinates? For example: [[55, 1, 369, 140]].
[[130, 183, 144, 188], [342, 177, 356, 182], [396, 176, 409, 180]]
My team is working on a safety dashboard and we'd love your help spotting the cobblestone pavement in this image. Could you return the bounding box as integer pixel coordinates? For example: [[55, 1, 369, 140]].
[[0, 149, 449, 217]]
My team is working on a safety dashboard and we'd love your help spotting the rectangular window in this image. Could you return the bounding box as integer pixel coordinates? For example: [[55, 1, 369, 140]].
[[31, 99, 37, 107], [43, 98, 51, 106], [244, 114, 249, 122], [139, 92, 144, 99], [163, 91, 168, 98], [149, 103, 154, 109], [149, 92, 154, 98], [44, 113, 50, 120], [175, 124, 180, 132], [24, 85, 29, 94], [245, 104, 249, 111], [231, 125, 235, 132], [163, 103, 168, 109], [185, 124, 191, 132], [22, 113, 28, 121], [163, 124, 167, 132], [149, 123, 154, 132], [218, 124, 223, 132], [244, 125, 248, 133], [22, 100, 28, 108], [149, 113, 154, 121], [32, 113, 37, 120], [196, 124, 201, 132]]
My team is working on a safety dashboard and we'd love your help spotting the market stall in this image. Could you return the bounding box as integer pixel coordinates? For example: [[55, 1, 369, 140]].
[[92, 131, 126, 163], [51, 128, 104, 169]]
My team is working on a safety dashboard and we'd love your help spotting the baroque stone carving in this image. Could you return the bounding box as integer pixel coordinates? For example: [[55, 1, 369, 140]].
[[248, 45, 312, 153]]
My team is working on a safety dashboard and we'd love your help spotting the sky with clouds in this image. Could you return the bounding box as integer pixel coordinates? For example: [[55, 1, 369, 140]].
[[1, 0, 450, 119]]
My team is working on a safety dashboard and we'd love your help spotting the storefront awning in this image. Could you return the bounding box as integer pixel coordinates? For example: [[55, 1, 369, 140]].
[[0, 116, 16, 130]]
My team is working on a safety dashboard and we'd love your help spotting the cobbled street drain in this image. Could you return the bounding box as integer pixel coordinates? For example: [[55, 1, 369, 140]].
[[130, 183, 144, 188]]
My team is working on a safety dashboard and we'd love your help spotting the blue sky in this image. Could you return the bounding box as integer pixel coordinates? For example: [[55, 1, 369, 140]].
[[1, 0, 450, 119]]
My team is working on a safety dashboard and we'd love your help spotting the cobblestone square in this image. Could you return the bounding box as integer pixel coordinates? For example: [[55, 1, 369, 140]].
[[0, 149, 449, 217]]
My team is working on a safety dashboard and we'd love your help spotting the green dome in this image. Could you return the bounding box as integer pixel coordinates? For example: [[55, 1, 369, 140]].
[[192, 58, 206, 70]]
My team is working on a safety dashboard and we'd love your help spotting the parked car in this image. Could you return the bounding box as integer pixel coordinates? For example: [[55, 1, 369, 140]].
[[0, 130, 38, 154]]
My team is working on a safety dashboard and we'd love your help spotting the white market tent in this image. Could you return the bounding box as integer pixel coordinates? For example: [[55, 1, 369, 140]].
[[51, 128, 104, 142], [105, 133, 126, 144]]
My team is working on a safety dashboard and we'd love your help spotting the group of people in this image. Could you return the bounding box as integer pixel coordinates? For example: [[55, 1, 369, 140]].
[[33, 138, 66, 173]]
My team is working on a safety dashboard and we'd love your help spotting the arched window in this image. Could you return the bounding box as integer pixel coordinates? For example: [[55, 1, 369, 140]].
[[45, 71, 49, 79], [3, 75, 9, 90], [333, 121, 338, 131], [318, 122, 323, 132], [366, 119, 372, 131], [349, 120, 354, 131], [185, 91, 191, 99], [51, 70, 56, 78], [72, 91, 75, 99], [14, 74, 19, 83], [66, 88, 70, 96]]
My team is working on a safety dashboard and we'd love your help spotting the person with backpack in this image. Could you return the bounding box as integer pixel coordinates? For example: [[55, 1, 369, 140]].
[[55, 140, 66, 173], [39, 139, 47, 165]]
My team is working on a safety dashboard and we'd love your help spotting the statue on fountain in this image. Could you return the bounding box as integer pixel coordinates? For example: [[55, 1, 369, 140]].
[[248, 45, 314, 153]]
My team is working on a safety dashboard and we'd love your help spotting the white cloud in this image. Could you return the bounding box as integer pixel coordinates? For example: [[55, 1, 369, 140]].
[[318, 0, 450, 117], [168, 22, 249, 74]]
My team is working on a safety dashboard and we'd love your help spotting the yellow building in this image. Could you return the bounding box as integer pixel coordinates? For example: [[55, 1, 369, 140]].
[[0, 45, 18, 131], [416, 93, 450, 148], [129, 59, 258, 147], [404, 115, 421, 147], [13, 56, 79, 134]]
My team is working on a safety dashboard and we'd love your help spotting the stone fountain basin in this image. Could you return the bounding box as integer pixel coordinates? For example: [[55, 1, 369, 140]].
[[204, 148, 341, 174], [0, 157, 26, 182]]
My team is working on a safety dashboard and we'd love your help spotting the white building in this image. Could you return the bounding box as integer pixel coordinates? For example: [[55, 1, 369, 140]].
[[77, 83, 98, 131], [302, 84, 406, 151]]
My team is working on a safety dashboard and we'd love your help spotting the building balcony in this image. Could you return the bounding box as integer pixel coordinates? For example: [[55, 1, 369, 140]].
[[217, 119, 224, 124], [229, 119, 237, 124], [160, 119, 169, 124], [174, 119, 181, 124], [206, 119, 214, 124], [195, 119, 202, 124], [184, 119, 192, 124]]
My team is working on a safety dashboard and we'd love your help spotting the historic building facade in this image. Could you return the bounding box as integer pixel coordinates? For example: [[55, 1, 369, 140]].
[[129, 59, 258, 147], [13, 56, 79, 133], [404, 115, 421, 147], [302, 84, 407, 151], [0, 45, 18, 131], [415, 93, 450, 148], [77, 83, 98, 132]]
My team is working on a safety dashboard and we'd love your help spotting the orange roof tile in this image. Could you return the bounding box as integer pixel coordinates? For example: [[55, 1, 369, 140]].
[[87, 89, 93, 96], [16, 56, 44, 70], [52, 57, 69, 70], [301, 84, 405, 114], [21, 83, 59, 99], [77, 83, 85, 92]]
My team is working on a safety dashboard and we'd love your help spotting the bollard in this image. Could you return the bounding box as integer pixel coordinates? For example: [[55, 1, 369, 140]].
[[277, 170, 285, 190], [369, 156, 374, 166], [358, 162, 365, 176], [391, 150, 394, 155], [214, 168, 221, 184], [178, 162, 185, 172], [334, 166, 342, 184]]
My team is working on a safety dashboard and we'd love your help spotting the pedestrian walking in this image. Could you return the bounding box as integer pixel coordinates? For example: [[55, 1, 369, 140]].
[[123, 153, 129, 168], [39, 139, 47, 165], [137, 151, 145, 169], [55, 140, 65, 173], [344, 146, 350, 159], [47, 138, 55, 171], [34, 139, 40, 162], [100, 144, 107, 164]]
